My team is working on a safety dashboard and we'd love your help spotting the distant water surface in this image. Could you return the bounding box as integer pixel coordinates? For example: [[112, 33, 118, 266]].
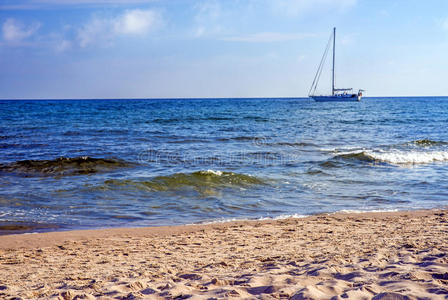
[[1, 97, 448, 234]]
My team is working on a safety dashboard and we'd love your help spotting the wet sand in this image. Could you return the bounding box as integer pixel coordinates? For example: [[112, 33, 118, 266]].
[[0, 209, 447, 299]]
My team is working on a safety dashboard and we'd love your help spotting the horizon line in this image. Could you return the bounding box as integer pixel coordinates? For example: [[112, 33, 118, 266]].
[[2, 96, 448, 101]]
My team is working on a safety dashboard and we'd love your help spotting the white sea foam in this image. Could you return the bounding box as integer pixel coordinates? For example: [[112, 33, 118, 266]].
[[261, 214, 308, 220], [320, 146, 364, 152], [366, 150, 448, 165], [334, 148, 448, 165], [196, 214, 307, 225], [334, 209, 400, 214], [200, 170, 223, 176], [193, 207, 439, 225]]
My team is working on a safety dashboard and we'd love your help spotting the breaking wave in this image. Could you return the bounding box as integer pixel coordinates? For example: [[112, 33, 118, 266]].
[[0, 221, 60, 235], [268, 142, 318, 147], [407, 139, 448, 147], [103, 170, 265, 193], [333, 150, 448, 165], [0, 156, 131, 177], [217, 136, 257, 142], [366, 150, 448, 165], [322, 139, 448, 166]]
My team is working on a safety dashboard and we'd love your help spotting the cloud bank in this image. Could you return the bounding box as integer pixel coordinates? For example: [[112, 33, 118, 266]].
[[77, 9, 162, 47], [0, 0, 156, 10], [193, 0, 223, 37], [270, 0, 357, 16], [221, 32, 314, 43], [2, 18, 41, 43]]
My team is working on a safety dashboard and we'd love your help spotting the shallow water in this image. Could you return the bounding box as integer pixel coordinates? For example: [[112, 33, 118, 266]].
[[1, 97, 448, 233]]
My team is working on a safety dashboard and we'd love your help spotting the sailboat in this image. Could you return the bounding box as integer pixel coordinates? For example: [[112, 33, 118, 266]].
[[309, 27, 364, 102]]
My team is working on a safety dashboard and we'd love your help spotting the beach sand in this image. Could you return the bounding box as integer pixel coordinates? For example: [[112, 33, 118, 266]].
[[0, 210, 447, 299]]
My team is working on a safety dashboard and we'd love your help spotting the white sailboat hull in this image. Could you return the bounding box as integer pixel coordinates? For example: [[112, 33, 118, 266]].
[[311, 94, 361, 102]]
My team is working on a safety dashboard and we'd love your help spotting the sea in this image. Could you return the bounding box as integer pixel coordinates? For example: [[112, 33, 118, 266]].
[[1, 97, 448, 234]]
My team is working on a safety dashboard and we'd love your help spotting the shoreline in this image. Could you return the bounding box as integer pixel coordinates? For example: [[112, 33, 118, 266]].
[[1, 208, 447, 299], [0, 208, 438, 249], [0, 206, 438, 239]]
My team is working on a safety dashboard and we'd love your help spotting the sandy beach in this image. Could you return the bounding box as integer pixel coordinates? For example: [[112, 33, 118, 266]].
[[0, 209, 447, 299]]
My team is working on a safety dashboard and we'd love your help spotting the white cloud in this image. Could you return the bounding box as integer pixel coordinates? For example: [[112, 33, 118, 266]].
[[0, 0, 156, 10], [2, 18, 40, 42], [77, 9, 162, 47], [55, 39, 72, 52], [270, 0, 357, 17], [296, 55, 305, 63], [221, 32, 313, 43], [32, 0, 154, 3], [442, 17, 448, 31], [113, 9, 160, 35], [78, 17, 111, 47], [340, 33, 356, 45], [193, 0, 222, 37]]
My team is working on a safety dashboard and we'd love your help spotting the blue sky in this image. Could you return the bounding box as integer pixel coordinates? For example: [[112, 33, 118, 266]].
[[1, 0, 448, 99]]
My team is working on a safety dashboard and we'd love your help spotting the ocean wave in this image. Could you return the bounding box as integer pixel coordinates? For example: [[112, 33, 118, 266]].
[[305, 168, 329, 175], [242, 116, 269, 122], [103, 170, 265, 193], [333, 150, 448, 165], [197, 213, 307, 225], [333, 151, 377, 163], [217, 136, 257, 142], [167, 138, 210, 144], [0, 135, 14, 140], [268, 142, 318, 147], [206, 116, 235, 121], [0, 143, 49, 149], [0, 220, 59, 235], [197, 207, 439, 225], [150, 116, 235, 124], [406, 139, 448, 147], [331, 209, 401, 214], [321, 139, 448, 154], [319, 145, 364, 153], [237, 151, 284, 159], [367, 150, 448, 165], [0, 156, 131, 177]]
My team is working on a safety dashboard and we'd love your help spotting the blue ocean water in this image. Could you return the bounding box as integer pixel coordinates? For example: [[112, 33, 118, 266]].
[[1, 97, 448, 234]]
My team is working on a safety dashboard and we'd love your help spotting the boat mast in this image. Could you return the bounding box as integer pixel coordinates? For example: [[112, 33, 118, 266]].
[[332, 27, 335, 96]]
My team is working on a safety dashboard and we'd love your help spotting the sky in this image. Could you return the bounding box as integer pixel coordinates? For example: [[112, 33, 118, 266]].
[[1, 0, 448, 99]]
